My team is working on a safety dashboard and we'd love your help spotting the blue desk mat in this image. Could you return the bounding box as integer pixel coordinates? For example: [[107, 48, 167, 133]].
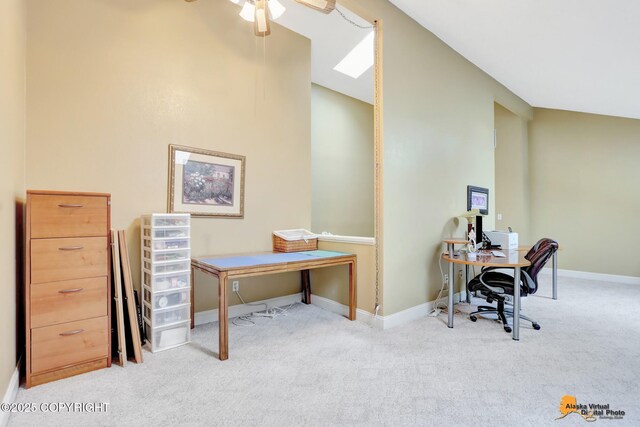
[[199, 250, 349, 269]]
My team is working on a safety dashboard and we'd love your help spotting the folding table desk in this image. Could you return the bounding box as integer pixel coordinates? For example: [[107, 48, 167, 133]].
[[190, 250, 357, 360], [444, 239, 560, 301], [441, 251, 531, 341]]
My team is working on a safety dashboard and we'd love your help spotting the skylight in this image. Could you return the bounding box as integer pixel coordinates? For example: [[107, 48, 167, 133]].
[[333, 31, 374, 79]]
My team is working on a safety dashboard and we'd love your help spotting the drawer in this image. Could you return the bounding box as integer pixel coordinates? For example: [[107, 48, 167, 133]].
[[143, 238, 190, 251], [143, 286, 190, 310], [144, 303, 190, 328], [143, 227, 190, 239], [143, 259, 190, 275], [142, 214, 190, 228], [146, 320, 190, 352], [143, 248, 190, 263], [31, 237, 108, 284], [31, 316, 108, 374], [30, 194, 108, 239], [143, 271, 190, 291], [31, 277, 107, 328]]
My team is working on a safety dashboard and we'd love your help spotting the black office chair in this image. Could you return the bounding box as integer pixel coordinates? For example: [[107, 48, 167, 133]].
[[467, 238, 558, 333]]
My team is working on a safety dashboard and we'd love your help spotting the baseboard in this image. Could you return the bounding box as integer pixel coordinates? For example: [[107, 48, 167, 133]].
[[540, 267, 640, 285], [309, 294, 384, 329], [194, 293, 303, 326], [382, 291, 466, 330], [1, 359, 21, 427], [311, 292, 466, 330]]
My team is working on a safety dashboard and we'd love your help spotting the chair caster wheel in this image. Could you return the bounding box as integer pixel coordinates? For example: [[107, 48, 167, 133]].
[[533, 323, 541, 330], [504, 326, 512, 333], [470, 316, 477, 322]]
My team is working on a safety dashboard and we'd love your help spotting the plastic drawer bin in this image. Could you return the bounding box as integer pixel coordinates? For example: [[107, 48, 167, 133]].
[[144, 304, 190, 328], [143, 227, 190, 239], [143, 248, 190, 263], [143, 287, 190, 310], [145, 320, 190, 352], [142, 214, 190, 228], [143, 271, 190, 292], [143, 260, 190, 275], [144, 238, 190, 251]]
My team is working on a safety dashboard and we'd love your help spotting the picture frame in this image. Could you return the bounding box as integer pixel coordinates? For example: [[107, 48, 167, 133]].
[[467, 185, 489, 215], [168, 144, 245, 218]]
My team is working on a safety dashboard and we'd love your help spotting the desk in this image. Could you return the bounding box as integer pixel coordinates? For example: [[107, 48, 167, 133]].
[[518, 245, 559, 300], [441, 251, 531, 341], [190, 250, 357, 360]]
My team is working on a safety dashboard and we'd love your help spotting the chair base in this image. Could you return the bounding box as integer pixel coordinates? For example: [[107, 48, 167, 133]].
[[469, 304, 541, 333]]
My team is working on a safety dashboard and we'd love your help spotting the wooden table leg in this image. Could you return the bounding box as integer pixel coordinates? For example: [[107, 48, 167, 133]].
[[218, 272, 229, 360], [190, 267, 195, 330], [301, 269, 311, 304], [348, 260, 356, 321]]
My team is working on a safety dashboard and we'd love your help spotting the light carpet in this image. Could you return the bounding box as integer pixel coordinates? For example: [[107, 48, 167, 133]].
[[9, 276, 640, 426]]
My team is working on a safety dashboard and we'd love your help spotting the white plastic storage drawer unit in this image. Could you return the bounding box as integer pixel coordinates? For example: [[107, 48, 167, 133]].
[[140, 213, 191, 352]]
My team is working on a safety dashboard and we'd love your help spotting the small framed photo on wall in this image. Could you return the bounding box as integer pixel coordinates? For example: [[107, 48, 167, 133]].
[[168, 144, 245, 218], [467, 185, 489, 215]]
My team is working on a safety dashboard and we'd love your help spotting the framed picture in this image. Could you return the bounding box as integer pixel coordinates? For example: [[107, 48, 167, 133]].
[[467, 185, 489, 215], [168, 144, 245, 218]]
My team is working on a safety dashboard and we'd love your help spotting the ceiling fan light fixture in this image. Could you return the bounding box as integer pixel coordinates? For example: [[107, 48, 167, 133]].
[[294, 0, 336, 14], [254, 0, 271, 37], [239, 1, 256, 22], [268, 0, 286, 20]]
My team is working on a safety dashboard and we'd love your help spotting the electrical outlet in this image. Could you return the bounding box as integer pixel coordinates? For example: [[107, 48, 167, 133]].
[[458, 270, 464, 280], [232, 281, 240, 292], [444, 274, 449, 284]]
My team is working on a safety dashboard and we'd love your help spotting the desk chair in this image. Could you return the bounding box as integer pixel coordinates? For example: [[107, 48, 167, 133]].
[[467, 238, 559, 333]]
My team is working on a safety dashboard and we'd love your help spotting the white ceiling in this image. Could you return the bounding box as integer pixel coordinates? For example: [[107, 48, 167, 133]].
[[274, 0, 374, 104], [389, 0, 640, 119]]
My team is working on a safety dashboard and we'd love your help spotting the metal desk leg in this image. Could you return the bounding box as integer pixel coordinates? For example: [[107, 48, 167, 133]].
[[465, 265, 471, 303], [447, 243, 454, 328], [552, 251, 558, 300], [513, 267, 520, 341], [218, 272, 229, 360]]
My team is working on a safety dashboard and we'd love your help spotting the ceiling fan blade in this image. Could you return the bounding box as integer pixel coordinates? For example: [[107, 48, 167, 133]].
[[254, 0, 271, 37], [294, 0, 336, 14]]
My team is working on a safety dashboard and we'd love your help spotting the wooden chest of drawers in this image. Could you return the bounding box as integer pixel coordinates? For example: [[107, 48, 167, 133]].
[[26, 190, 111, 388]]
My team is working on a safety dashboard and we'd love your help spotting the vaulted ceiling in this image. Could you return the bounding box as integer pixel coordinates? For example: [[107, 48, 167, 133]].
[[389, 0, 640, 119]]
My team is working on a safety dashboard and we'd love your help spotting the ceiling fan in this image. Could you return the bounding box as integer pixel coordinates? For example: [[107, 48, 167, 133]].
[[185, 0, 337, 37]]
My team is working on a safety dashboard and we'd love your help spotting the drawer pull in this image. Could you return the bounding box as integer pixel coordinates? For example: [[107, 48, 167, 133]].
[[59, 329, 85, 336], [58, 246, 84, 251], [58, 288, 84, 294], [58, 204, 84, 208]]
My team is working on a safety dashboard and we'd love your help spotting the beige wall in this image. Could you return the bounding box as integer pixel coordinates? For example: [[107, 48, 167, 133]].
[[529, 108, 640, 277], [0, 0, 26, 399], [311, 84, 374, 237], [312, 241, 377, 313], [494, 103, 530, 243], [26, 0, 311, 311], [342, 0, 532, 314]]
